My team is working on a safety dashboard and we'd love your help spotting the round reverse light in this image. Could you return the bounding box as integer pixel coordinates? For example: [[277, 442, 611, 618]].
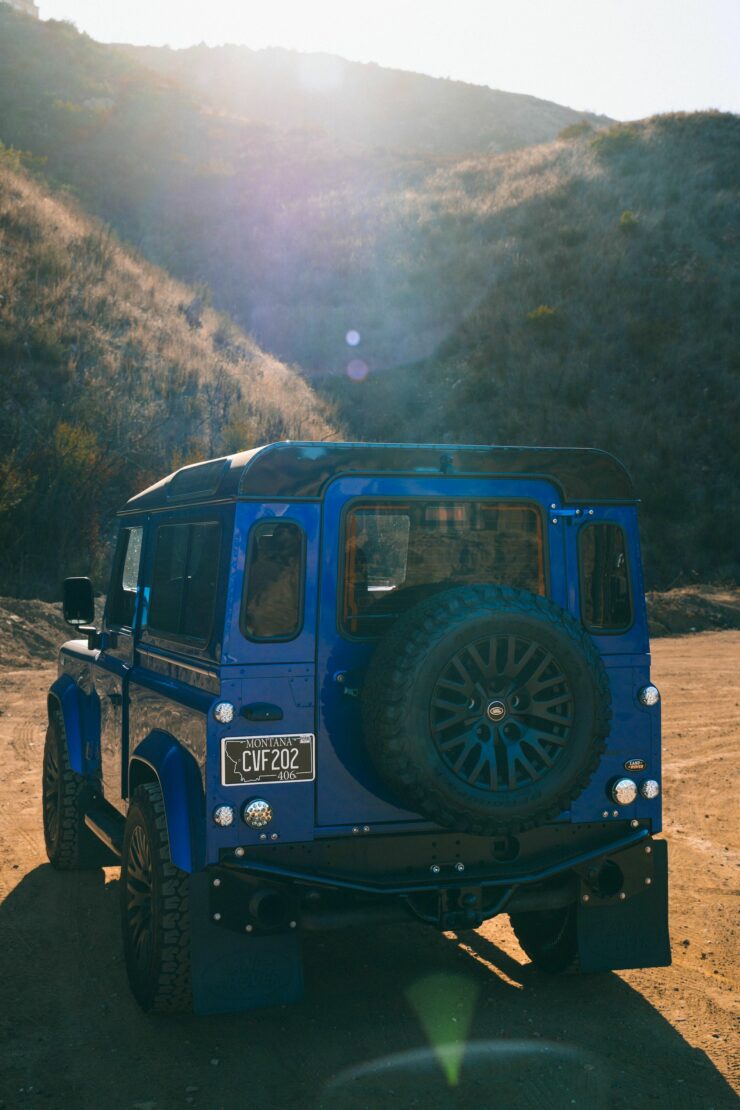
[[243, 798, 272, 829], [640, 779, 661, 800], [611, 777, 638, 806], [213, 804, 235, 827], [638, 685, 660, 707], [213, 701, 236, 724]]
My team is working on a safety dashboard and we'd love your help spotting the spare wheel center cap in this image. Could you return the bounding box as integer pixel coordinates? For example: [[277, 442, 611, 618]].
[[486, 700, 507, 722]]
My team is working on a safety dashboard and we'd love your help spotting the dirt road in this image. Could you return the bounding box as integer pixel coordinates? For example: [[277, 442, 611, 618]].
[[0, 633, 738, 1109]]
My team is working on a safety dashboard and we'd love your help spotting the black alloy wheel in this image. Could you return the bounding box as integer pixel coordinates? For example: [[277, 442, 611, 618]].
[[120, 782, 192, 1013], [430, 634, 574, 793], [361, 584, 612, 836], [124, 824, 155, 974]]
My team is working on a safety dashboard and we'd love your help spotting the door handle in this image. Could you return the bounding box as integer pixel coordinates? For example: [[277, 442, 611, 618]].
[[241, 702, 283, 722]]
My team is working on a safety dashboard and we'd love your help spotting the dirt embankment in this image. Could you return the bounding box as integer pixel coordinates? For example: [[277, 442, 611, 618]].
[[0, 632, 738, 1108], [646, 585, 740, 637], [1, 587, 737, 669]]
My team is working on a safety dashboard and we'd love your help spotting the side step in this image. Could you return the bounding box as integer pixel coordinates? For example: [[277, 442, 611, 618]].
[[84, 798, 124, 859]]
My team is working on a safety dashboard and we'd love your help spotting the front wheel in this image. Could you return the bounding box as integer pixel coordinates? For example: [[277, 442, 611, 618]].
[[42, 714, 104, 870], [120, 782, 192, 1013]]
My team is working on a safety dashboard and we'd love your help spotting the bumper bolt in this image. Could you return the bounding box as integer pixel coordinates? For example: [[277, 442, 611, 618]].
[[630, 819, 639, 828], [245, 924, 253, 933], [644, 877, 652, 885], [259, 833, 267, 841], [363, 825, 370, 833], [289, 920, 297, 929], [582, 894, 590, 903], [352, 826, 360, 835], [612, 810, 619, 817], [430, 864, 441, 875], [212, 913, 221, 922], [455, 862, 465, 873], [602, 810, 609, 819], [234, 846, 245, 858], [212, 878, 221, 888], [619, 892, 627, 901], [645, 845, 652, 854], [270, 833, 279, 841]]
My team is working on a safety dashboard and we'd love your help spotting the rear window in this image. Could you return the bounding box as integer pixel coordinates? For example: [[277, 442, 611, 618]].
[[342, 501, 545, 636], [579, 523, 632, 632], [148, 522, 221, 644]]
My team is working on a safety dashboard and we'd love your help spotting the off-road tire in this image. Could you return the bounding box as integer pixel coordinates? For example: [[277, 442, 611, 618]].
[[42, 712, 104, 870], [361, 584, 611, 836], [509, 905, 579, 973], [121, 782, 192, 1013]]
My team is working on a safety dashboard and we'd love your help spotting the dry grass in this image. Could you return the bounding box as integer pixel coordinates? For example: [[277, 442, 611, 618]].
[[0, 161, 338, 594]]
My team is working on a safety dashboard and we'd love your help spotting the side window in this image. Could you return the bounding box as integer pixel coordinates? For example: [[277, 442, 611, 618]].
[[241, 521, 305, 641], [579, 523, 632, 632], [107, 526, 143, 629], [148, 522, 221, 644]]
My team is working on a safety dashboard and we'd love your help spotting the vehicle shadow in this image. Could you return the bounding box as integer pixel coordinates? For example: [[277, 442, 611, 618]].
[[0, 864, 735, 1110]]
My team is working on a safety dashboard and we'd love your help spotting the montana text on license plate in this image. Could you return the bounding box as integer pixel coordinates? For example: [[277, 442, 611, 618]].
[[221, 734, 315, 786]]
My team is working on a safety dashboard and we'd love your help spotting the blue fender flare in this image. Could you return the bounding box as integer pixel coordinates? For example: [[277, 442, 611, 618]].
[[129, 731, 205, 873], [48, 675, 87, 775]]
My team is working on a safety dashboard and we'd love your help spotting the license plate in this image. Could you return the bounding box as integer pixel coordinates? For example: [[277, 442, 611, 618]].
[[221, 734, 315, 786]]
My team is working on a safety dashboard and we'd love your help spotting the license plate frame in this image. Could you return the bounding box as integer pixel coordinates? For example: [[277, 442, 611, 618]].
[[221, 734, 315, 786]]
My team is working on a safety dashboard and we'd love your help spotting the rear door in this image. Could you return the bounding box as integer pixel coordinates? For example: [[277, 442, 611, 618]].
[[316, 475, 558, 829]]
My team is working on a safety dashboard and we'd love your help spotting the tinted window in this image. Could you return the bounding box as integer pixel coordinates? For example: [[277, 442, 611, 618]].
[[579, 523, 632, 632], [242, 521, 304, 641], [343, 501, 545, 636], [107, 526, 143, 628], [148, 522, 221, 643]]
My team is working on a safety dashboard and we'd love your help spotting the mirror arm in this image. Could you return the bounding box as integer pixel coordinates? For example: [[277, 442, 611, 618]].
[[78, 625, 101, 650]]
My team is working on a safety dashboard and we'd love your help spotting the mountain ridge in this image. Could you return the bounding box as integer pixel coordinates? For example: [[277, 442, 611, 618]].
[[117, 41, 612, 157]]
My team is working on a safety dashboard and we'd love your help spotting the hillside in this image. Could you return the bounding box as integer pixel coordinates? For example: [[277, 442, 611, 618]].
[[324, 113, 740, 585], [0, 8, 610, 376], [118, 42, 610, 157], [0, 8, 736, 587], [0, 156, 336, 596]]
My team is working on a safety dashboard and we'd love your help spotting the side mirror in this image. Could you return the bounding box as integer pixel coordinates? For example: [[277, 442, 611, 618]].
[[62, 577, 95, 626]]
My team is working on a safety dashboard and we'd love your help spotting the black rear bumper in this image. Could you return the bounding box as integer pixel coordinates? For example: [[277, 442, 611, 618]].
[[210, 822, 667, 938]]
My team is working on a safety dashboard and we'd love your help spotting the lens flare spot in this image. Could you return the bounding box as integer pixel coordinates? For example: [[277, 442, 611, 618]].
[[406, 972, 480, 1086], [345, 329, 361, 347], [346, 358, 369, 382]]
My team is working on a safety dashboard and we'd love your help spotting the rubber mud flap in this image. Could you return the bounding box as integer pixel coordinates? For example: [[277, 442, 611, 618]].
[[576, 840, 671, 972], [188, 873, 304, 1014]]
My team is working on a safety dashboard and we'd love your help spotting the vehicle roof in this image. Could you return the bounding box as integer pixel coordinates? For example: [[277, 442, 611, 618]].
[[120, 441, 637, 514]]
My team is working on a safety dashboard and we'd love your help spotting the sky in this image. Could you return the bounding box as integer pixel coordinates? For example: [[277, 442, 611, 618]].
[[36, 0, 739, 121]]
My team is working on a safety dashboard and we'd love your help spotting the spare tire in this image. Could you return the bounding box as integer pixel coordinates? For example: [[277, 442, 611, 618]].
[[361, 585, 611, 835]]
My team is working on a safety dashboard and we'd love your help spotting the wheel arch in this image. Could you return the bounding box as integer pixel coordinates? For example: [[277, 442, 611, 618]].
[[129, 731, 205, 873], [48, 675, 86, 775]]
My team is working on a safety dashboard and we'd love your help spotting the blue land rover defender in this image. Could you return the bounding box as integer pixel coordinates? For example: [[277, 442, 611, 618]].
[[44, 442, 670, 1013]]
